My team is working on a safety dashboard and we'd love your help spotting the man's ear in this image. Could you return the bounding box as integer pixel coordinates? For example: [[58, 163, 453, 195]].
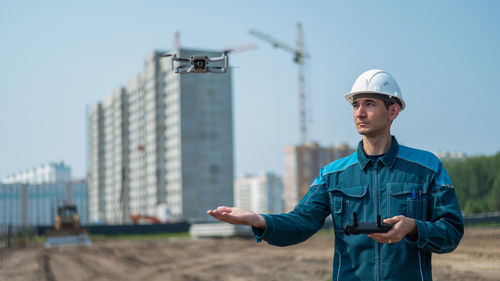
[[389, 103, 400, 121]]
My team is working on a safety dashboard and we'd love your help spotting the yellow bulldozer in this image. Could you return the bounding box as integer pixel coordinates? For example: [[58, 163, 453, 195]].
[[44, 204, 91, 248]]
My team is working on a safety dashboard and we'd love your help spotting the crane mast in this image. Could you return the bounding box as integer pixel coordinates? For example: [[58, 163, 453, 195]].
[[249, 22, 309, 144], [296, 23, 306, 146]]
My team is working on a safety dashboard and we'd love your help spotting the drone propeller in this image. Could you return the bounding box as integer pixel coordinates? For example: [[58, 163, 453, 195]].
[[208, 55, 226, 62], [175, 65, 191, 72], [206, 66, 227, 73], [162, 53, 190, 62]]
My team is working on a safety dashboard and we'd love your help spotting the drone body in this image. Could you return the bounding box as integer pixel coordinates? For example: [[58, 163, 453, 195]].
[[162, 53, 228, 74]]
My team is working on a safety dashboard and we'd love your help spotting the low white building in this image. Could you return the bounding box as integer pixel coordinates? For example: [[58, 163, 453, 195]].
[[0, 180, 88, 227], [234, 172, 283, 214], [2, 162, 71, 184], [435, 151, 467, 160]]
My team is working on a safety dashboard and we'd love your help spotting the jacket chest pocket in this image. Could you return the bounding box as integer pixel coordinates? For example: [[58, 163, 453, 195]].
[[388, 183, 427, 220], [328, 185, 368, 231]]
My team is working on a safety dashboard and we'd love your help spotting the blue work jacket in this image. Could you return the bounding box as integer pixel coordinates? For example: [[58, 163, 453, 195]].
[[253, 137, 464, 281]]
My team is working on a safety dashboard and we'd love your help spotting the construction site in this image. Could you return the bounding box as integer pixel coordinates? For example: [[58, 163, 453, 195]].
[[0, 226, 499, 281], [2, 2, 500, 281]]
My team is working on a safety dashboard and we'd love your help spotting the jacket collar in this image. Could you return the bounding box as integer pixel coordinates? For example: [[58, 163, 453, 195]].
[[357, 136, 399, 170]]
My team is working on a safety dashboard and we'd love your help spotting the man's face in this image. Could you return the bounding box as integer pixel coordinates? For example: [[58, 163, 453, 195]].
[[352, 97, 399, 137]]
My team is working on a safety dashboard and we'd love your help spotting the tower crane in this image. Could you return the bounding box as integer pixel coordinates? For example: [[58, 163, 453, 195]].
[[249, 22, 309, 145]]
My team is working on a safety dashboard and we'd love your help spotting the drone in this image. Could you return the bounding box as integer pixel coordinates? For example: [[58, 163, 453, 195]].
[[162, 53, 228, 74]]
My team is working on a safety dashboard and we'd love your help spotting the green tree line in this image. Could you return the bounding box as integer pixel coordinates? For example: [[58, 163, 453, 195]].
[[443, 152, 500, 214]]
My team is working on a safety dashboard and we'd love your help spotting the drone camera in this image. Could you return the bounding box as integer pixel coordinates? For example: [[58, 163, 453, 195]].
[[191, 56, 208, 70]]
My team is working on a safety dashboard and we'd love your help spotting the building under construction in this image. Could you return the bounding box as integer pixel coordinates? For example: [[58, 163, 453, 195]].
[[283, 142, 354, 212]]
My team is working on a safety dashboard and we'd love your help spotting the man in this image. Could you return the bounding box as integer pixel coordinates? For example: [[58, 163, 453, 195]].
[[208, 69, 464, 281]]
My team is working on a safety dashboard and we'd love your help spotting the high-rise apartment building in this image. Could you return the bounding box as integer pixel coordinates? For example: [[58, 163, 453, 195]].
[[283, 142, 354, 212], [88, 48, 234, 224], [2, 162, 71, 184], [234, 172, 283, 214]]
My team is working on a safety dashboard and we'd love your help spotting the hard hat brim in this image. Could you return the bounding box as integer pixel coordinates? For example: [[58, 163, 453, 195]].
[[345, 91, 405, 110]]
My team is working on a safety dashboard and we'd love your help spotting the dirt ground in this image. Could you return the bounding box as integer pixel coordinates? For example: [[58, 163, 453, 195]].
[[1, 227, 499, 281]]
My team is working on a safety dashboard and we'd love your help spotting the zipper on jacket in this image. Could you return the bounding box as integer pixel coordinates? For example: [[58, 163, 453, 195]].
[[336, 250, 342, 281], [373, 161, 381, 281], [418, 250, 424, 281]]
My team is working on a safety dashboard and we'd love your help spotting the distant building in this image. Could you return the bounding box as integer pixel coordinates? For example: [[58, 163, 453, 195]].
[[0, 163, 88, 227], [2, 161, 71, 184], [88, 48, 233, 224], [234, 172, 283, 214], [435, 151, 467, 161], [0, 180, 88, 227], [283, 142, 354, 212]]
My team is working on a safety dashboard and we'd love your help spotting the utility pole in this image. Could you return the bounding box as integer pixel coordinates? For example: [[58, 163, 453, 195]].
[[249, 22, 309, 144]]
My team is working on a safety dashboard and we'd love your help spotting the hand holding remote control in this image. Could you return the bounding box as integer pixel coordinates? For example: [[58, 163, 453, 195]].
[[344, 213, 393, 235]]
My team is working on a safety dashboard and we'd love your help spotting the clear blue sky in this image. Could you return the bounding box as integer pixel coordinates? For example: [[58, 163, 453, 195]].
[[1, 0, 499, 180]]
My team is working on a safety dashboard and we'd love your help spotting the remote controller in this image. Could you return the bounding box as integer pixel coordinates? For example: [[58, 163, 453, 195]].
[[344, 213, 393, 235]]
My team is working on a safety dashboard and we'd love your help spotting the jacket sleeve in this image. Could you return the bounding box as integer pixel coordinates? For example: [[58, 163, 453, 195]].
[[252, 168, 331, 247], [404, 162, 464, 253]]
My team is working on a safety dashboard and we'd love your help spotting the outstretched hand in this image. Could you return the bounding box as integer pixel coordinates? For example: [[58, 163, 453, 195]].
[[369, 215, 417, 244], [207, 206, 266, 229]]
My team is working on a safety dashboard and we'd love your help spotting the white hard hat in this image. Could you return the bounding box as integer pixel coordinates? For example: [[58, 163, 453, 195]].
[[345, 69, 405, 110]]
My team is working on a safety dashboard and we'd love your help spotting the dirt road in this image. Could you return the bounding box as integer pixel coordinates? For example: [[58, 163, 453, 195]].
[[1, 227, 499, 281]]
